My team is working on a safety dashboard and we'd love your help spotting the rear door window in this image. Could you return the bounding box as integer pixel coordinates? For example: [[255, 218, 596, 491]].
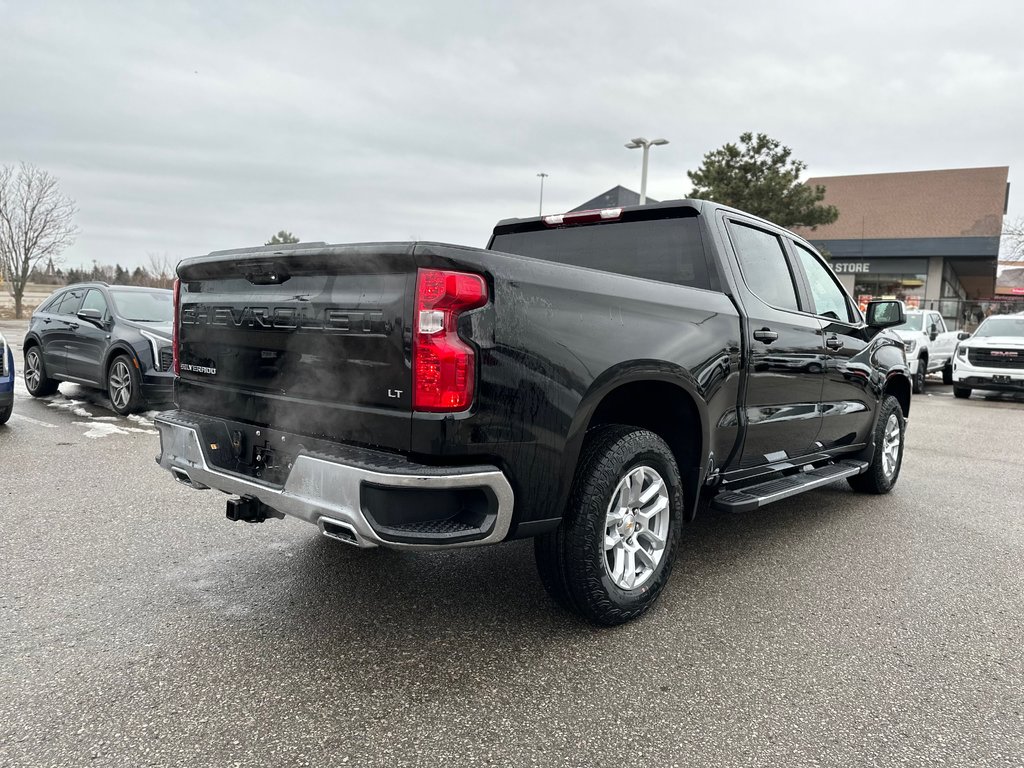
[[55, 290, 84, 316], [726, 221, 800, 311]]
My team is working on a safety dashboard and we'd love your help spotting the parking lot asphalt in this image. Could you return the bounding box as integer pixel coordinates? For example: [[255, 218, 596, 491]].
[[1, 318, 1022, 767]]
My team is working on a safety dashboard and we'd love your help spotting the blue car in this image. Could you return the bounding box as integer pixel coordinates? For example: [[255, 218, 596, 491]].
[[1, 331, 13, 425]]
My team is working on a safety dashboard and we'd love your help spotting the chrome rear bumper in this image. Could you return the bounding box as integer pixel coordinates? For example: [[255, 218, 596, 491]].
[[155, 412, 515, 550]]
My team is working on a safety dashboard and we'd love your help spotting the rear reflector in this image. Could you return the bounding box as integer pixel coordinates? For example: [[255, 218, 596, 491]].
[[412, 269, 487, 412]]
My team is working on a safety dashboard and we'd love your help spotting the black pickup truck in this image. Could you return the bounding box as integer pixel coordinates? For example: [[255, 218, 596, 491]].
[[156, 200, 911, 625]]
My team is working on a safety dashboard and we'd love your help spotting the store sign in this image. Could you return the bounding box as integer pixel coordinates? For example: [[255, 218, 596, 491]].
[[833, 262, 872, 274], [831, 258, 927, 275]]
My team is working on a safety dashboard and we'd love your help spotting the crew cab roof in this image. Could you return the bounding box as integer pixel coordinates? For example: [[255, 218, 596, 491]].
[[492, 199, 707, 235]]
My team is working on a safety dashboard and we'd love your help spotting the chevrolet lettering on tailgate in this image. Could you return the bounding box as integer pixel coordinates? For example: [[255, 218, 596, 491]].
[[180, 305, 386, 334]]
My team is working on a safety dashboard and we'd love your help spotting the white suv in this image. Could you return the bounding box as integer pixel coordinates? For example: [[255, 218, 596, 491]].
[[952, 314, 1024, 399], [891, 310, 959, 393]]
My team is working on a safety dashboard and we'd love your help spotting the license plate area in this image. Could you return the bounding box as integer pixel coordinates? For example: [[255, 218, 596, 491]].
[[993, 375, 1012, 384]]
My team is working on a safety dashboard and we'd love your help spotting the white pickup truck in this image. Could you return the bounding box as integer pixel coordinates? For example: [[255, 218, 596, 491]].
[[892, 309, 960, 393]]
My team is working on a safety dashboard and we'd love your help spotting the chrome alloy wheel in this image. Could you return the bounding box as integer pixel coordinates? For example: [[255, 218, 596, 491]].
[[881, 413, 901, 479], [603, 465, 671, 590], [109, 360, 132, 411], [25, 348, 42, 391]]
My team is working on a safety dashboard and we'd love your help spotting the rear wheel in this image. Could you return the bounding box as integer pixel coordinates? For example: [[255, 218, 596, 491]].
[[953, 387, 972, 399], [107, 355, 142, 415], [534, 425, 684, 625], [942, 363, 953, 385], [24, 346, 58, 397], [912, 357, 927, 394], [848, 395, 905, 495]]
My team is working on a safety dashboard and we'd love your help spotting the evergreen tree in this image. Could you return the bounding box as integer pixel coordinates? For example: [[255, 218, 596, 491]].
[[688, 132, 839, 229]]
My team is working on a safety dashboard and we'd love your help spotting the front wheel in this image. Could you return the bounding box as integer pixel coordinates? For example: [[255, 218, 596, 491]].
[[107, 355, 142, 415], [848, 395, 905, 495], [534, 426, 684, 626], [953, 386, 972, 399]]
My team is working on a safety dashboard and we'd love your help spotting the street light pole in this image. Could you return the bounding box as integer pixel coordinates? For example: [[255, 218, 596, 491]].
[[624, 137, 668, 205], [537, 172, 548, 216]]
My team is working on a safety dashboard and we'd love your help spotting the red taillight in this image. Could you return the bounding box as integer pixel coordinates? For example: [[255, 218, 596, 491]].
[[412, 268, 487, 412], [172, 278, 181, 376], [543, 207, 622, 227]]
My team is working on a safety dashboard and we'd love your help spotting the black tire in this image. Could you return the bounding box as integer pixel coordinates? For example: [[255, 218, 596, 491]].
[[107, 354, 143, 415], [534, 425, 684, 626], [953, 386, 972, 399], [23, 345, 59, 397], [0, 402, 11, 425], [912, 357, 926, 394], [942, 363, 953, 385], [848, 395, 905, 495]]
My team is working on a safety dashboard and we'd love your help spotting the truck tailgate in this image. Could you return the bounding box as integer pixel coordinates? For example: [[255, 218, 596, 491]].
[[175, 245, 415, 451]]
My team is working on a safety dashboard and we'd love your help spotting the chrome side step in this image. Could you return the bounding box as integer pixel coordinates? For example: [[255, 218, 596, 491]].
[[711, 460, 869, 513]]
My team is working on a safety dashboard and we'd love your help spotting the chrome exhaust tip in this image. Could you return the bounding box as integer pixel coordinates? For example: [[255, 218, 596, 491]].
[[318, 517, 363, 547], [171, 467, 209, 490]]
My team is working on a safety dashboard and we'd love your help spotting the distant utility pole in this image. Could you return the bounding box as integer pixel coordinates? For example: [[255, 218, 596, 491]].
[[624, 137, 668, 204], [537, 172, 548, 216]]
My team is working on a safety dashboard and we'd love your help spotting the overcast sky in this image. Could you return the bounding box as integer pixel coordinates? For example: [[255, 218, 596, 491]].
[[2, 0, 1022, 271]]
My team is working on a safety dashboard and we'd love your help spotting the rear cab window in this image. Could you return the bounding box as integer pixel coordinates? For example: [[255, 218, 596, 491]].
[[490, 211, 713, 289]]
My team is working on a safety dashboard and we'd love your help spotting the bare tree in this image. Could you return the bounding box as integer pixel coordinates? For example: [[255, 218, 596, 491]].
[[1003, 216, 1024, 262], [0, 163, 78, 318], [147, 252, 176, 288]]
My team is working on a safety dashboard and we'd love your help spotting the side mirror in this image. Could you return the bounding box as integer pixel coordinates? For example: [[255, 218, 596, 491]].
[[77, 308, 104, 325], [957, 331, 971, 341], [866, 299, 905, 329]]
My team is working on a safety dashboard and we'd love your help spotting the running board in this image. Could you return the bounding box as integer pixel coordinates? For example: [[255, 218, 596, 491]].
[[711, 460, 869, 513]]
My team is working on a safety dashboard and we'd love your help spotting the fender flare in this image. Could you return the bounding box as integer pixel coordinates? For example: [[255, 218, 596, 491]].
[[555, 359, 712, 520], [102, 341, 145, 382]]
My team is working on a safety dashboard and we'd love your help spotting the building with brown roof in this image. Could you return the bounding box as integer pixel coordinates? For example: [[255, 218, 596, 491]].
[[792, 166, 1010, 324]]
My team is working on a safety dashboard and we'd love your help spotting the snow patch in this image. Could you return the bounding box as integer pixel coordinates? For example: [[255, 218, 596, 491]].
[[73, 421, 158, 439], [128, 413, 155, 428], [48, 397, 94, 419]]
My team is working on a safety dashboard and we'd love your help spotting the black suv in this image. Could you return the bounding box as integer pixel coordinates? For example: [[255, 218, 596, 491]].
[[23, 283, 174, 414]]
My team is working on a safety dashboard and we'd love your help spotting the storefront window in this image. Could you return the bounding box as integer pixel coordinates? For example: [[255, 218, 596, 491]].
[[852, 271, 927, 312]]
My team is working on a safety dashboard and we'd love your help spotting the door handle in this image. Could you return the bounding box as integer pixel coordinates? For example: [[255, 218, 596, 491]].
[[43, 318, 52, 324], [752, 328, 779, 344], [826, 336, 844, 350], [67, 322, 79, 330]]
